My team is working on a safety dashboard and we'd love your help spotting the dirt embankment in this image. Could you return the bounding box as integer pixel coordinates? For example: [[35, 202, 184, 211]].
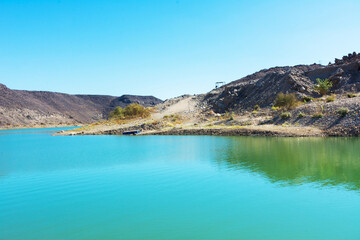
[[141, 125, 324, 137]]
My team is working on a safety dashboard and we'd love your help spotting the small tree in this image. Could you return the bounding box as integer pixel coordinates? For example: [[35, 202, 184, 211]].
[[109, 106, 124, 119], [314, 78, 332, 95]]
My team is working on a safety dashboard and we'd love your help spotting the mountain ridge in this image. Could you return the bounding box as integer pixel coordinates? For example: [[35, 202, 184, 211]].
[[0, 84, 162, 127]]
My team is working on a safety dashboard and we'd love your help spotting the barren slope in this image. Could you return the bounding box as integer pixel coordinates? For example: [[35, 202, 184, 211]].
[[0, 84, 162, 127]]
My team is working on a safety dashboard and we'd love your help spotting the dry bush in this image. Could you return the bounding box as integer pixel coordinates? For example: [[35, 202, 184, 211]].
[[325, 94, 336, 103], [109, 103, 151, 120], [274, 93, 298, 110], [280, 112, 292, 119]]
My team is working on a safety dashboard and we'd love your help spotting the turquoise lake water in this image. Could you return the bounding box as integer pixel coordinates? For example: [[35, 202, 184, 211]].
[[1, 128, 360, 240]]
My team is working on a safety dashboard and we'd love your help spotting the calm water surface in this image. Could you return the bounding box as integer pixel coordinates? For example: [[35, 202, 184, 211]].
[[1, 128, 360, 240]]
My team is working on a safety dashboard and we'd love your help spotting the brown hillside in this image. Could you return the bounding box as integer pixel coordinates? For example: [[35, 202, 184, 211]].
[[0, 84, 162, 127]]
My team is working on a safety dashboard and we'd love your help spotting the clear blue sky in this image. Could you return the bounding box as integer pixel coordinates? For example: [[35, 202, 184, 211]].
[[0, 0, 359, 99]]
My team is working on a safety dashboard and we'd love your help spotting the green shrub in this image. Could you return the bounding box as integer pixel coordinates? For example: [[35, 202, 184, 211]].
[[297, 112, 306, 118], [347, 93, 357, 98], [230, 112, 234, 120], [171, 114, 180, 122], [274, 93, 298, 110], [314, 78, 332, 95], [109, 103, 151, 119], [254, 105, 260, 110], [224, 111, 235, 120], [280, 112, 292, 119], [302, 96, 314, 103], [109, 106, 125, 119], [312, 113, 323, 118], [337, 107, 349, 117], [325, 94, 336, 103], [282, 121, 291, 127], [241, 120, 252, 126]]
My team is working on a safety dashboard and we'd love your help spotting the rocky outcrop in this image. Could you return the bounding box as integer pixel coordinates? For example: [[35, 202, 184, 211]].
[[333, 52, 359, 65], [205, 53, 360, 113], [109, 95, 162, 108], [0, 84, 162, 127]]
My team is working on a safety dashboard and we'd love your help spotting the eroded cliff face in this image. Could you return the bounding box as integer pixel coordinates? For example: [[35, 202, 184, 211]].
[[204, 53, 360, 113], [0, 85, 162, 127]]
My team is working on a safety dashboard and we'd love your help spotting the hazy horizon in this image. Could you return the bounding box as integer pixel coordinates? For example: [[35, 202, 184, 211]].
[[1, 0, 359, 99]]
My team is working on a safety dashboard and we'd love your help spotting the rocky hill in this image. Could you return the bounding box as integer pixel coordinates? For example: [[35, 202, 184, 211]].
[[0, 84, 162, 127], [58, 52, 360, 137], [204, 52, 360, 112], [108, 95, 162, 108]]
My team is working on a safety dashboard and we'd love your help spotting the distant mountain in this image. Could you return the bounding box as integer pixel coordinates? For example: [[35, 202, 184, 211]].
[[0, 84, 162, 127]]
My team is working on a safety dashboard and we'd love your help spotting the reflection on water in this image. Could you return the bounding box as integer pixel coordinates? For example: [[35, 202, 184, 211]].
[[1, 129, 359, 192], [216, 137, 360, 190], [1, 131, 360, 240]]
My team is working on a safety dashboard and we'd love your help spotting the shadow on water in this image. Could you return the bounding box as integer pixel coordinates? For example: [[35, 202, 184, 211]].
[[215, 137, 360, 191]]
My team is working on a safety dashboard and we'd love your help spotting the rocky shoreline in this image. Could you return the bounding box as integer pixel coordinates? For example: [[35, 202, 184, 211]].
[[56, 124, 328, 137], [56, 125, 360, 137], [142, 127, 325, 137]]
